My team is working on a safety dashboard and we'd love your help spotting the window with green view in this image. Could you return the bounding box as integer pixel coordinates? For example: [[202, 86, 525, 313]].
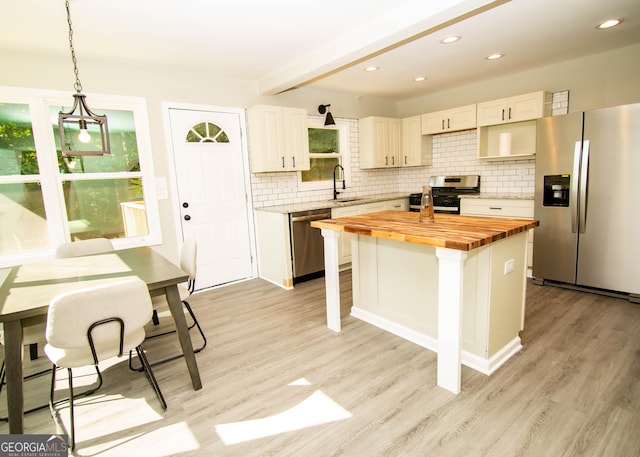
[[298, 119, 351, 193], [0, 88, 158, 262]]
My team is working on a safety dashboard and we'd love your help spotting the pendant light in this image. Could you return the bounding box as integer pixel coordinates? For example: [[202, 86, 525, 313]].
[[58, 0, 110, 156], [318, 104, 336, 126]]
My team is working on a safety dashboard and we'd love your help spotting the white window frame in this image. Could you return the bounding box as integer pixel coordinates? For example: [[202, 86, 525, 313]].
[[297, 117, 351, 192], [0, 86, 161, 267]]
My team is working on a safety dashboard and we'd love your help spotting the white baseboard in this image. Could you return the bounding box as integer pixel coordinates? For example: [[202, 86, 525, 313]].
[[351, 306, 522, 376]]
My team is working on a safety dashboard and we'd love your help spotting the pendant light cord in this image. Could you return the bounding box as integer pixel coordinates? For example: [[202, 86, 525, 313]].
[[65, 0, 83, 94]]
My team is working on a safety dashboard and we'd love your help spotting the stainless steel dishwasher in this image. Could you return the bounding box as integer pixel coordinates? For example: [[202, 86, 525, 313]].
[[289, 208, 332, 283]]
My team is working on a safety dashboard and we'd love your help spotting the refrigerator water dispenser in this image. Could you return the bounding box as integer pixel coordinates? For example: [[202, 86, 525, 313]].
[[543, 174, 570, 207]]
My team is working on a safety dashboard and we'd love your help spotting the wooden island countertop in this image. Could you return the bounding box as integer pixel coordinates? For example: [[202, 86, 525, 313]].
[[312, 210, 539, 395], [311, 211, 539, 251]]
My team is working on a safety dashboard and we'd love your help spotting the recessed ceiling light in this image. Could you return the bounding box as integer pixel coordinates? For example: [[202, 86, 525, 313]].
[[486, 53, 504, 60], [440, 35, 461, 44], [413, 76, 426, 82], [364, 66, 379, 72], [597, 18, 622, 29]]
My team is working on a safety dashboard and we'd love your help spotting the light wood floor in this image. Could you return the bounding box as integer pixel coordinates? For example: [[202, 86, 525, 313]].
[[2, 272, 639, 457]]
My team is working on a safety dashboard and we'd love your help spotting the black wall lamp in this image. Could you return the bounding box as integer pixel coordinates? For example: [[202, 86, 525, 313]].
[[58, 0, 111, 156], [318, 104, 336, 126]]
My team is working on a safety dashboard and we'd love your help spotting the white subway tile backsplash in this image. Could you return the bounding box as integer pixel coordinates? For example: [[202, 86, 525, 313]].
[[251, 119, 535, 208], [552, 90, 570, 116]]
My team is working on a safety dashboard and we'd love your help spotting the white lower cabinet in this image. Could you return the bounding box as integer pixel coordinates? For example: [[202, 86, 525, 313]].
[[331, 199, 407, 266], [460, 198, 534, 269], [254, 209, 294, 289]]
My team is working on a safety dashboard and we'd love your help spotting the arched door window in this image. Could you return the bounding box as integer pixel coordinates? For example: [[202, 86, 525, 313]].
[[185, 122, 229, 143]]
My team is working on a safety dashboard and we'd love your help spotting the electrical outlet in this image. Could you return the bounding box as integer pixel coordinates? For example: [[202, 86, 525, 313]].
[[504, 259, 515, 275]]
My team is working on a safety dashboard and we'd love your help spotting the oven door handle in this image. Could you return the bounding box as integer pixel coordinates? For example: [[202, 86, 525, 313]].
[[434, 206, 459, 213]]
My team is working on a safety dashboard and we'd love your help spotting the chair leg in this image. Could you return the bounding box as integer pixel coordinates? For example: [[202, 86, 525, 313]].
[[29, 343, 38, 361], [49, 364, 73, 450], [129, 300, 206, 371], [48, 364, 103, 451], [67, 368, 76, 451], [0, 361, 4, 395], [135, 346, 167, 410], [145, 301, 202, 342], [183, 300, 207, 353]]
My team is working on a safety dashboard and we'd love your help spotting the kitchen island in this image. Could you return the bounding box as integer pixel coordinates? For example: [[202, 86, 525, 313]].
[[311, 211, 539, 394]]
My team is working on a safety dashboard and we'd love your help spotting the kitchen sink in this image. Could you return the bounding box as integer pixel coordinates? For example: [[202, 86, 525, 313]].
[[331, 198, 362, 203]]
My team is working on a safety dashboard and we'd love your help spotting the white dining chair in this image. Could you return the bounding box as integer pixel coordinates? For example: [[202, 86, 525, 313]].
[[1, 238, 115, 421], [131, 239, 206, 368], [54, 237, 114, 258], [45, 277, 167, 451]]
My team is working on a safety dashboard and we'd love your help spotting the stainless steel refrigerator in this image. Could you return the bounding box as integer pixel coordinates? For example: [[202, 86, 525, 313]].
[[533, 103, 640, 301]]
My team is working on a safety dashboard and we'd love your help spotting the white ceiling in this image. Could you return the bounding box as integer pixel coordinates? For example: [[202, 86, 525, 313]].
[[2, 0, 639, 102]]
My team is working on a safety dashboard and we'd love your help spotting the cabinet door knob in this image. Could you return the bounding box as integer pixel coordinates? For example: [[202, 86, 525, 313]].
[[182, 202, 189, 208], [184, 215, 191, 221]]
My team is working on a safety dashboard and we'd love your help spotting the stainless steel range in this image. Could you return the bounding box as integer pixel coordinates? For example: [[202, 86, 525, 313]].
[[409, 175, 480, 214]]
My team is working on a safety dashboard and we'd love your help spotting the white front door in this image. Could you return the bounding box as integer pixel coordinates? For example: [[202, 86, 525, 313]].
[[168, 107, 253, 290]]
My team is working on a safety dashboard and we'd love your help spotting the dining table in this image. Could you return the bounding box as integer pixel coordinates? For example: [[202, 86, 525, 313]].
[[0, 246, 203, 434]]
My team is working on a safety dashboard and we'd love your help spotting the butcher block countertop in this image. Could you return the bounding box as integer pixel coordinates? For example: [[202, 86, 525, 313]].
[[311, 211, 539, 251]]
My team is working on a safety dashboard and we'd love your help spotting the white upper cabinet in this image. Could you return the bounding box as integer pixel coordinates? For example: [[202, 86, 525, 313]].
[[247, 105, 310, 172], [477, 91, 551, 127], [401, 115, 432, 167], [476, 91, 551, 160], [421, 104, 477, 134], [359, 116, 402, 169]]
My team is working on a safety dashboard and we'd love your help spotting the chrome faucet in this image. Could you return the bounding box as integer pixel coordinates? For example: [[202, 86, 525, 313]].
[[333, 164, 345, 200]]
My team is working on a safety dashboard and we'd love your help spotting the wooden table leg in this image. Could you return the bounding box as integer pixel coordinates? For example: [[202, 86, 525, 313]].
[[321, 229, 341, 332], [435, 248, 467, 394], [4, 320, 24, 433], [165, 285, 202, 390]]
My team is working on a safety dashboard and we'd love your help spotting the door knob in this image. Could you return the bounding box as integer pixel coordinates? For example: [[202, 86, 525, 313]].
[[182, 202, 189, 208], [184, 215, 191, 221]]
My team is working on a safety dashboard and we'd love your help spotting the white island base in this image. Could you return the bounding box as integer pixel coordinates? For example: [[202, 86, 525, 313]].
[[320, 229, 529, 394]]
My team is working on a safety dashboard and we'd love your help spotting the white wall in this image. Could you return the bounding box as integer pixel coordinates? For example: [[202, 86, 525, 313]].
[[2, 43, 639, 255], [397, 43, 640, 116], [0, 48, 395, 258]]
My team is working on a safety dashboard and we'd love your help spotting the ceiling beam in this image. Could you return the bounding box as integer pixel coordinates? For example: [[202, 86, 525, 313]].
[[258, 0, 509, 95]]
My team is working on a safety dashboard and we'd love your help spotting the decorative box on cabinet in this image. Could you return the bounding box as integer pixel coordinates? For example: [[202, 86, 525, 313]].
[[247, 105, 310, 172], [359, 116, 402, 169], [421, 104, 477, 134], [401, 115, 432, 167]]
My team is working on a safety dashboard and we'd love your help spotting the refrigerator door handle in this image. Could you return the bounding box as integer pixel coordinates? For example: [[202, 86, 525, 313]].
[[578, 140, 590, 234], [571, 141, 582, 233]]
